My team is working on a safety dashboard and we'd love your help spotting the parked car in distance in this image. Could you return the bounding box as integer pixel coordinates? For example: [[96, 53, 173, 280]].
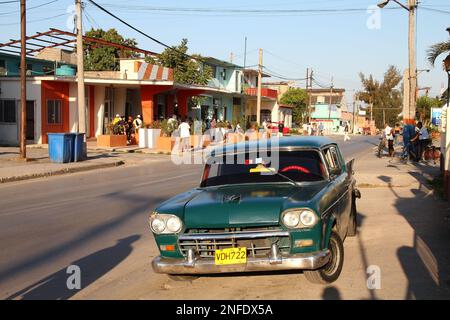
[[149, 136, 361, 284]]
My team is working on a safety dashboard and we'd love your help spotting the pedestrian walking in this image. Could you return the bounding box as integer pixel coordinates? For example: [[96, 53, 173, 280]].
[[344, 122, 351, 141], [178, 117, 191, 152]]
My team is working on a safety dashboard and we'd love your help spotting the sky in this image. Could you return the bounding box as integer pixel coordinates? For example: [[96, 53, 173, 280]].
[[1, 0, 449, 105]]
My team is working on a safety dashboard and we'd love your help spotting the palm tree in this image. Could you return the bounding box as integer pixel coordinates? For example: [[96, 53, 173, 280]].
[[427, 39, 450, 67]]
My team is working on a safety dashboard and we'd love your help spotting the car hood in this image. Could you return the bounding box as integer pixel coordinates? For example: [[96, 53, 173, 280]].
[[183, 183, 324, 229]]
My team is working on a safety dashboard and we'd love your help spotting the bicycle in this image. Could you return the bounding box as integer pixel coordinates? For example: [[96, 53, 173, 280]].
[[377, 137, 386, 158]]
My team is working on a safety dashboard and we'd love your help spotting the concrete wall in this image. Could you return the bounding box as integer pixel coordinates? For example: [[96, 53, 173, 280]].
[[0, 78, 42, 145], [69, 82, 78, 133], [94, 85, 105, 137]]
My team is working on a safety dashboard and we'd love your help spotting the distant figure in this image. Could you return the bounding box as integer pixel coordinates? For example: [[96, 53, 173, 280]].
[[178, 117, 191, 152], [307, 123, 312, 136], [411, 121, 430, 161], [384, 123, 394, 157], [126, 116, 134, 141], [133, 115, 143, 131], [278, 121, 284, 137], [344, 123, 351, 142], [318, 122, 325, 136], [302, 123, 308, 135], [112, 114, 121, 126]]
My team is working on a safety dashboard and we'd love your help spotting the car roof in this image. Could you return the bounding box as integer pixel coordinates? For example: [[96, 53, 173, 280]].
[[210, 136, 335, 156]]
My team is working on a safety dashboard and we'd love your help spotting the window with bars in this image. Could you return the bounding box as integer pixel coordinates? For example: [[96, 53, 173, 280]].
[[47, 99, 62, 124], [0, 99, 16, 123]]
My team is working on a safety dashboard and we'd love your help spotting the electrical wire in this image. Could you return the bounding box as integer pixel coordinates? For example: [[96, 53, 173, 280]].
[[0, 0, 59, 16]]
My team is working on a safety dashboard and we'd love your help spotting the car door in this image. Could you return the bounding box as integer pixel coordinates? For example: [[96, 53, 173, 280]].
[[322, 145, 348, 239]]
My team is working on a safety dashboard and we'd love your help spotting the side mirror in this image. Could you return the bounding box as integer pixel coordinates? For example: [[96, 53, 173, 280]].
[[329, 168, 341, 178]]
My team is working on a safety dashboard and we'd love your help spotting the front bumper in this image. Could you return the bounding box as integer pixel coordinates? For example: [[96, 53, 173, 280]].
[[152, 249, 330, 275]]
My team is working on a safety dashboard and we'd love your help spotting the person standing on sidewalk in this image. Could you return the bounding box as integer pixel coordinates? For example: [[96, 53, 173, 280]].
[[178, 117, 191, 153], [385, 123, 395, 157], [411, 122, 430, 162]]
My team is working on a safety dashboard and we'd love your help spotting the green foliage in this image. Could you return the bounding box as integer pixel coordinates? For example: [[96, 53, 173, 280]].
[[146, 39, 212, 85], [416, 96, 444, 124], [357, 65, 403, 128], [279, 88, 308, 125], [84, 28, 139, 71], [427, 39, 450, 67]]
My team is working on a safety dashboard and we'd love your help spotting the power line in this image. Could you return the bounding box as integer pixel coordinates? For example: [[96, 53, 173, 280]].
[[0, 0, 59, 16], [0, 12, 66, 26], [87, 0, 200, 61]]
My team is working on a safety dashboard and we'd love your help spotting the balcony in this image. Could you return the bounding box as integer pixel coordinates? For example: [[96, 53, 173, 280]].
[[245, 87, 278, 100]]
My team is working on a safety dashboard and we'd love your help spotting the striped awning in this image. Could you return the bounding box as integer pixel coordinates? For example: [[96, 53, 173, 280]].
[[134, 61, 173, 81]]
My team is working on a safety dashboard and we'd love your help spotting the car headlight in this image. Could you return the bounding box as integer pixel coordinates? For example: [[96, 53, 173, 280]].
[[166, 216, 182, 233], [149, 212, 183, 234], [282, 211, 300, 228], [150, 217, 166, 234], [299, 210, 318, 227], [281, 209, 318, 229]]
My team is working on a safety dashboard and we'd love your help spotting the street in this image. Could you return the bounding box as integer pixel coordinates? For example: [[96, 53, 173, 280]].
[[0, 135, 449, 300]]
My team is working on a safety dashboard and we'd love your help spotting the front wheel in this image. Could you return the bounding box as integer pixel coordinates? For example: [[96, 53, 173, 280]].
[[304, 231, 344, 284]]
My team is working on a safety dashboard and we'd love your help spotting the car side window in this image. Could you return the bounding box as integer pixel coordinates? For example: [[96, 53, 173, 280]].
[[323, 146, 342, 172], [330, 147, 342, 170]]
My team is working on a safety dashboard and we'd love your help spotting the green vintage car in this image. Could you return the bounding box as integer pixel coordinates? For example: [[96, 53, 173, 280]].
[[150, 136, 360, 284]]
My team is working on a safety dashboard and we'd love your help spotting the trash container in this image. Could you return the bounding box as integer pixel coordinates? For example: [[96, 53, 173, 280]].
[[48, 133, 74, 163], [71, 133, 86, 162]]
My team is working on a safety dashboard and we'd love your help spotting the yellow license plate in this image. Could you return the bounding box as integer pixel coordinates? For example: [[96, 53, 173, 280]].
[[214, 247, 247, 265]]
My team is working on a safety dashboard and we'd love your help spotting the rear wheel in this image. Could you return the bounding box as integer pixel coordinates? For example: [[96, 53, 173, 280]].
[[168, 275, 199, 281], [304, 231, 344, 284]]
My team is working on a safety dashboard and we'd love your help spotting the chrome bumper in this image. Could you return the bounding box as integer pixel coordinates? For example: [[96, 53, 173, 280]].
[[152, 249, 330, 275]]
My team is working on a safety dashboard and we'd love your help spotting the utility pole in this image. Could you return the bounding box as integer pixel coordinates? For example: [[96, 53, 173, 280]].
[[256, 48, 262, 125], [328, 76, 333, 120], [19, 0, 26, 159], [407, 0, 417, 124], [352, 93, 358, 134], [308, 69, 313, 123], [76, 0, 86, 136]]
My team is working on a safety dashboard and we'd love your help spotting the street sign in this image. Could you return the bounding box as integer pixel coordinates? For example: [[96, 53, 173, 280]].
[[431, 107, 443, 127]]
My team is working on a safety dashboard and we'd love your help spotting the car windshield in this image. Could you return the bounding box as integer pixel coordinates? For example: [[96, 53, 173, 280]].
[[200, 150, 327, 187]]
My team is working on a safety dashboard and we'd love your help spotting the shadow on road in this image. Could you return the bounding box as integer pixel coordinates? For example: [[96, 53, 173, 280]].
[[377, 170, 450, 299], [0, 191, 165, 298], [7, 235, 140, 300], [322, 286, 342, 300]]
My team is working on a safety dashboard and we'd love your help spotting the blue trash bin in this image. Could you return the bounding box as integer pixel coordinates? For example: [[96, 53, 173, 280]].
[[48, 133, 74, 163], [71, 133, 86, 162]]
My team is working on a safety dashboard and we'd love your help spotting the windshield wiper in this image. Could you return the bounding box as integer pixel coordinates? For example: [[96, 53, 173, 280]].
[[269, 171, 298, 186]]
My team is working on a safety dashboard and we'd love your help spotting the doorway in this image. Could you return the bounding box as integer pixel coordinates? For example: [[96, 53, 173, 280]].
[[26, 100, 34, 141]]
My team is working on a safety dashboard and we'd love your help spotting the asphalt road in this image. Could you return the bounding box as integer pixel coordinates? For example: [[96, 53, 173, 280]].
[[0, 135, 379, 299]]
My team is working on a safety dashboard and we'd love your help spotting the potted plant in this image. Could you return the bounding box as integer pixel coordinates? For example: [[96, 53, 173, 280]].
[[139, 121, 162, 149], [156, 119, 176, 152], [97, 122, 128, 147]]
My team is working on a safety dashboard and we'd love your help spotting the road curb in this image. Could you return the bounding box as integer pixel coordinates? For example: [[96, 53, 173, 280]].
[[0, 160, 125, 184]]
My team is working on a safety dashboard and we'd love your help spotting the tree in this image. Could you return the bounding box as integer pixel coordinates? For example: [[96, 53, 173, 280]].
[[416, 96, 445, 124], [358, 66, 403, 128], [84, 28, 140, 71], [146, 39, 212, 85], [427, 39, 450, 67], [279, 88, 308, 125]]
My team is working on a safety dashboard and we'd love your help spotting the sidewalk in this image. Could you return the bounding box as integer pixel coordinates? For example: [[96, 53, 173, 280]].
[[353, 146, 450, 299], [0, 147, 127, 183]]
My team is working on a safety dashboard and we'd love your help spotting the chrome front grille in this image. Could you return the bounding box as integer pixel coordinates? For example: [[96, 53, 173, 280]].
[[178, 228, 291, 258]]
